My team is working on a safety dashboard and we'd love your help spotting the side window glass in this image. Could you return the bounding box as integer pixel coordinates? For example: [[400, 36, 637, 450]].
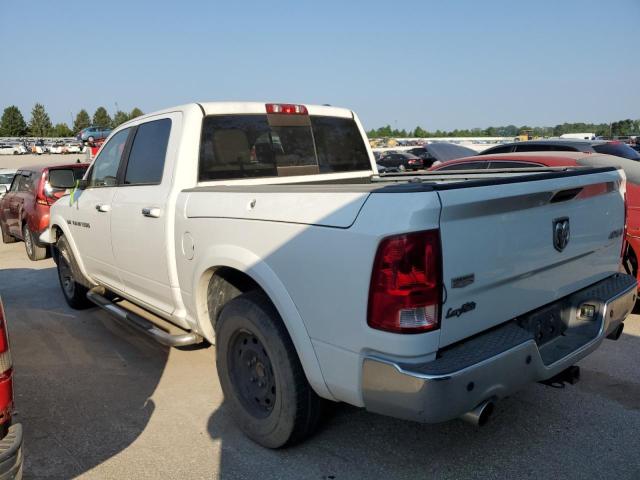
[[89, 129, 129, 187], [17, 175, 31, 192], [124, 119, 171, 185], [10, 175, 21, 192]]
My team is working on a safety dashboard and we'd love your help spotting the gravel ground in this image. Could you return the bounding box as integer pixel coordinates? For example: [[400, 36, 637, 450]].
[[1, 238, 640, 479], [0, 153, 90, 170]]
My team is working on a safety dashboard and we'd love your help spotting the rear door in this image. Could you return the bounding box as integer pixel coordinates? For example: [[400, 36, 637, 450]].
[[2, 172, 25, 235], [9, 172, 34, 237], [70, 128, 131, 291], [436, 168, 625, 346], [110, 115, 177, 314]]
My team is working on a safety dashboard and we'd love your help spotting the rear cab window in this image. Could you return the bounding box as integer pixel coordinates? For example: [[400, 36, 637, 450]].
[[198, 113, 370, 181]]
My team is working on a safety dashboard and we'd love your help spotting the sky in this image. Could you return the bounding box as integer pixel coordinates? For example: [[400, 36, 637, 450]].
[[1, 0, 638, 131]]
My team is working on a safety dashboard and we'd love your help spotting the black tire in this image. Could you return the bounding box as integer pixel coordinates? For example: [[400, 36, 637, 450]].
[[215, 291, 323, 448], [398, 164, 406, 172], [87, 136, 95, 142], [0, 221, 15, 244], [55, 235, 92, 309], [23, 224, 48, 261]]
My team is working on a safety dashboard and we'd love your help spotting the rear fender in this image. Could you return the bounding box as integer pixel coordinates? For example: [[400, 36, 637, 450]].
[[192, 244, 334, 401]]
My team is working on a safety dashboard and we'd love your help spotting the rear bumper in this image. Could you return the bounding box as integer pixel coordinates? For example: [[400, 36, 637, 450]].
[[362, 273, 637, 423], [0, 424, 23, 480]]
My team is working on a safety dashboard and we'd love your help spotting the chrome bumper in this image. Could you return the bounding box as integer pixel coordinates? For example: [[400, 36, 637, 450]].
[[362, 273, 637, 424]]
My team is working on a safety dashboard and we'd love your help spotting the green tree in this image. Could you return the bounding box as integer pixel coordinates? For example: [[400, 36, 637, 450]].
[[129, 107, 144, 119], [51, 123, 74, 137], [93, 107, 112, 128], [112, 110, 130, 127], [0, 106, 27, 136], [413, 126, 428, 137], [28, 103, 52, 137], [73, 109, 91, 132]]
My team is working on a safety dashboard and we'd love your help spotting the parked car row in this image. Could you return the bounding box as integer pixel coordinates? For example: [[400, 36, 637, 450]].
[[375, 142, 478, 171], [0, 143, 27, 156]]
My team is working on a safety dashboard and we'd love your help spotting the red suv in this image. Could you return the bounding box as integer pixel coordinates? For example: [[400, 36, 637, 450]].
[[0, 163, 88, 260]]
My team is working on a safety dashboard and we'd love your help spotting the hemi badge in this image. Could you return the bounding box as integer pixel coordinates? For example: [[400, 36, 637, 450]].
[[451, 274, 474, 289]]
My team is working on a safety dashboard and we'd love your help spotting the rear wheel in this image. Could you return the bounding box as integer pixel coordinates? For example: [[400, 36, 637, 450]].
[[398, 164, 406, 172], [56, 235, 92, 309], [215, 291, 323, 448], [87, 136, 95, 143], [23, 224, 48, 261], [0, 221, 15, 244]]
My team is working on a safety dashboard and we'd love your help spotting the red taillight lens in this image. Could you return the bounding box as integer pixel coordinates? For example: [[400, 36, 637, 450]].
[[266, 103, 308, 115], [368, 230, 442, 333], [0, 300, 13, 425]]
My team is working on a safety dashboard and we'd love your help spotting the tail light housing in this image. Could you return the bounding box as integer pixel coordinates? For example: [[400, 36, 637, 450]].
[[0, 300, 13, 427], [368, 230, 442, 333], [266, 103, 308, 115]]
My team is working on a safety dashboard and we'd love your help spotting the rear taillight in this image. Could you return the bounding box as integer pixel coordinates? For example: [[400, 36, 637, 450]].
[[368, 230, 442, 333], [36, 171, 50, 205], [0, 300, 13, 426], [266, 103, 308, 115]]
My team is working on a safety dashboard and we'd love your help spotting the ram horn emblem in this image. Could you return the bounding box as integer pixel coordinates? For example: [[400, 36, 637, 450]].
[[553, 217, 570, 252]]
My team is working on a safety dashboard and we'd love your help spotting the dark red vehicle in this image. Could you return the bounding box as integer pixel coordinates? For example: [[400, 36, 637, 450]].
[[430, 152, 640, 288], [0, 297, 23, 479], [0, 163, 88, 260]]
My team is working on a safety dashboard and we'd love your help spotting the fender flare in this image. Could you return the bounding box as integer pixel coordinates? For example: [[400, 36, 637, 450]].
[[47, 216, 93, 283], [191, 243, 334, 401]]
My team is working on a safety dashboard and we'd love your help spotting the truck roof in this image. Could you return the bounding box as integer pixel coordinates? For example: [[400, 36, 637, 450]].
[[120, 102, 355, 128]]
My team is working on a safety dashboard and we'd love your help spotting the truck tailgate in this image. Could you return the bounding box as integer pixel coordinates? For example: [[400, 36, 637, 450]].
[[437, 168, 625, 347]]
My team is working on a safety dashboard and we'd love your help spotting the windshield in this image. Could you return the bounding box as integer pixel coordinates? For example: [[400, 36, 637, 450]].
[[593, 142, 640, 161], [199, 114, 371, 181]]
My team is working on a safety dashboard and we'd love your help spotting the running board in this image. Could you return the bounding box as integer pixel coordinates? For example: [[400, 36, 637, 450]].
[[87, 287, 204, 347]]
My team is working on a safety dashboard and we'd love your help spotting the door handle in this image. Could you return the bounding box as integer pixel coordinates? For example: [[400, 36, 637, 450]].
[[95, 204, 111, 213], [141, 207, 161, 218]]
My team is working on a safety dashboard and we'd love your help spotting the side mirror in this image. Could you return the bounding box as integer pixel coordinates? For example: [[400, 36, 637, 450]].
[[0, 185, 7, 194]]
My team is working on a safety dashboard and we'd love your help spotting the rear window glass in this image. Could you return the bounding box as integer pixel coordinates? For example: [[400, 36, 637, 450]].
[[479, 145, 512, 155], [487, 161, 543, 169], [48, 169, 76, 188], [199, 114, 370, 181], [124, 119, 171, 185], [437, 162, 488, 171], [593, 143, 640, 161], [0, 173, 14, 184]]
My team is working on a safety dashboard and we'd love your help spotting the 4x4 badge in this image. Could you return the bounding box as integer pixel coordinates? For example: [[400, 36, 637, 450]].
[[553, 217, 570, 252]]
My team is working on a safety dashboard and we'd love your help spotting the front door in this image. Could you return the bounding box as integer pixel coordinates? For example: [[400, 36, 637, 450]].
[[70, 128, 131, 292]]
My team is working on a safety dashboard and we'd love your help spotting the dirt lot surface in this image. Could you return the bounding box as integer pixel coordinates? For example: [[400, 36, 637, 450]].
[[0, 153, 90, 170], [1, 236, 640, 479]]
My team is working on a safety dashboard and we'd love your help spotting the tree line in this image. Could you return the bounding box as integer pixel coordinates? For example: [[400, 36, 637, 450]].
[[367, 119, 640, 139], [0, 104, 145, 138]]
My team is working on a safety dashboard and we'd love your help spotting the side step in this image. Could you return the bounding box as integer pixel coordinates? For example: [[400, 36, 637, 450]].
[[87, 287, 204, 347]]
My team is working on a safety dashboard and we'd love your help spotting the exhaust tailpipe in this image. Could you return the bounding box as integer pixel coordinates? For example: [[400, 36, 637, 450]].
[[460, 400, 494, 427]]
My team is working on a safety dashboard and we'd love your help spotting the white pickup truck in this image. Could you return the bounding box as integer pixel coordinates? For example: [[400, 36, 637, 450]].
[[41, 102, 636, 448]]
